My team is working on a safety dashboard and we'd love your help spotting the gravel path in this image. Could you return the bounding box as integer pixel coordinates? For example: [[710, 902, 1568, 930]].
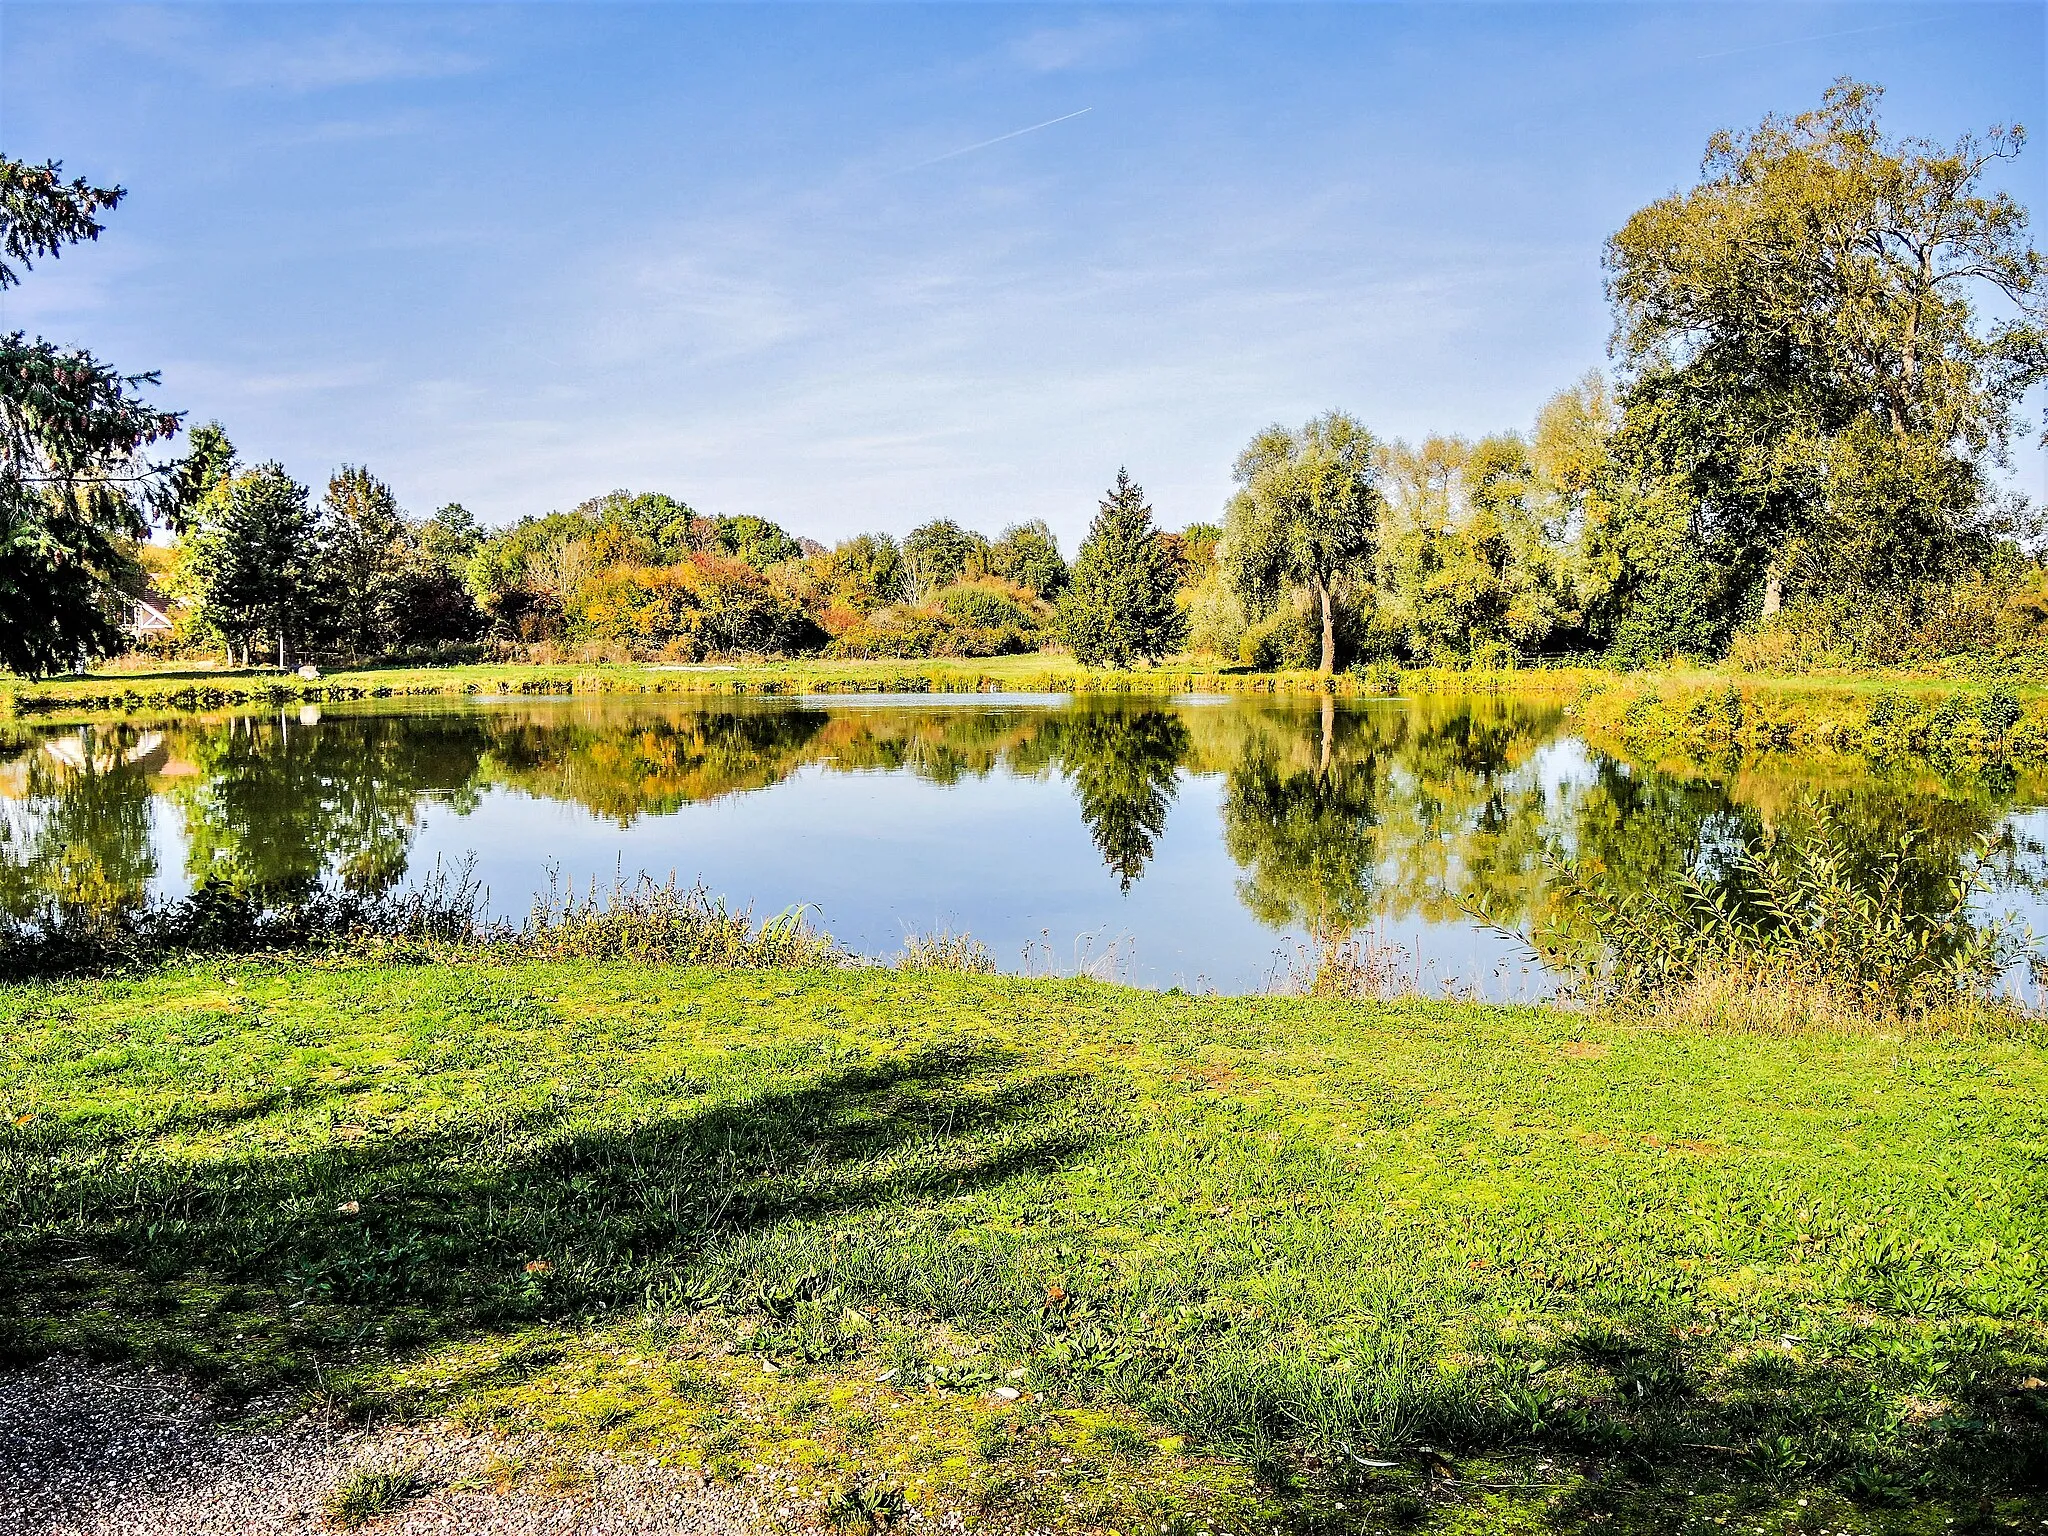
[[0, 1359, 783, 1536]]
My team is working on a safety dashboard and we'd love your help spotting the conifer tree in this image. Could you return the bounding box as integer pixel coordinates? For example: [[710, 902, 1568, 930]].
[[1, 157, 185, 675], [1058, 469, 1185, 666], [177, 464, 320, 667]]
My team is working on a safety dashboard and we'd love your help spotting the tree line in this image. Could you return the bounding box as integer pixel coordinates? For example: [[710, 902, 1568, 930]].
[[3, 78, 2042, 678]]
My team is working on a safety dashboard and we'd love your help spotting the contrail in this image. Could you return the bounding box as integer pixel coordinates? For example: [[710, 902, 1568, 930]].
[[896, 108, 1093, 173], [1696, 19, 1919, 61]]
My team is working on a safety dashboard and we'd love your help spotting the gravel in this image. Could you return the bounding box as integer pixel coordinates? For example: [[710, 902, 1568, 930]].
[[0, 1359, 783, 1536]]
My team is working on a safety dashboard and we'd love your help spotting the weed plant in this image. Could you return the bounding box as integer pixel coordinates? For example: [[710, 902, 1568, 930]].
[[895, 928, 998, 974], [519, 869, 838, 969], [320, 1460, 426, 1528]]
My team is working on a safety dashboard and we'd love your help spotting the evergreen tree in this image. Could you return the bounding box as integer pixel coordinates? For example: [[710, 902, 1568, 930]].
[[1057, 706, 1190, 890], [321, 465, 409, 660], [177, 464, 320, 666], [1058, 470, 1185, 666], [1, 157, 185, 676]]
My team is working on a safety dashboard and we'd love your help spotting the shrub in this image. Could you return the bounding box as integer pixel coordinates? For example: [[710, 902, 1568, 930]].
[[1507, 809, 2031, 1023], [826, 587, 1043, 660], [932, 577, 1038, 631], [566, 555, 824, 658]]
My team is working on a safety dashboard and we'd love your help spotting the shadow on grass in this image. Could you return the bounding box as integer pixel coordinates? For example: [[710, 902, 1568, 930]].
[[0, 1041, 1097, 1397], [4, 1033, 2043, 1533]]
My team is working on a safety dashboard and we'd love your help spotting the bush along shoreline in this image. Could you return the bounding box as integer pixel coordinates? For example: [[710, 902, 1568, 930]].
[[1569, 676, 2048, 763]]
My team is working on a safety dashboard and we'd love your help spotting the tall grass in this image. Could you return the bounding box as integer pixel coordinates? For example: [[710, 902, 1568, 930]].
[[1512, 810, 2037, 1030], [0, 860, 840, 978], [521, 868, 839, 968]]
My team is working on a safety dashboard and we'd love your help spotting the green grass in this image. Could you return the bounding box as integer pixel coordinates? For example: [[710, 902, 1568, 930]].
[[2, 960, 2044, 1532], [321, 1460, 427, 1527]]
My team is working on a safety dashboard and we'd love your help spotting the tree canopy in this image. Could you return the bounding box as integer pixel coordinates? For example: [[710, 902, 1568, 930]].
[[1602, 79, 2047, 645], [1224, 412, 1383, 674]]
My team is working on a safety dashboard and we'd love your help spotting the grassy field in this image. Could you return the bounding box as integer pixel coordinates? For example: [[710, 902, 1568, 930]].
[[2, 958, 2042, 1533]]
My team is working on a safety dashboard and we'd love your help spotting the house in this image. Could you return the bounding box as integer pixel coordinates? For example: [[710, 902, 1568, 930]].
[[128, 590, 176, 642]]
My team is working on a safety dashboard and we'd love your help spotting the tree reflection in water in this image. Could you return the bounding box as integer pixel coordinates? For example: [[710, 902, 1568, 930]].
[[1, 696, 2041, 975], [1041, 705, 1190, 891]]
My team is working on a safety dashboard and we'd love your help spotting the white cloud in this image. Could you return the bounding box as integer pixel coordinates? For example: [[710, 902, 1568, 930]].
[[1007, 16, 1160, 74], [99, 8, 483, 93]]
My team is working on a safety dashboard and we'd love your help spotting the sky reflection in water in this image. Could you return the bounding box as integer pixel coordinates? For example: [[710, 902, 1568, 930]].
[[3, 693, 2044, 995]]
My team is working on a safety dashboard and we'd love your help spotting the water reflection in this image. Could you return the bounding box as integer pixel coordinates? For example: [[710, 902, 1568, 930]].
[[3, 693, 2043, 989]]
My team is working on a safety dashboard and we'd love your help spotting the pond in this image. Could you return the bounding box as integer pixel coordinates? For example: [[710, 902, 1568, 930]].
[[3, 691, 2044, 993]]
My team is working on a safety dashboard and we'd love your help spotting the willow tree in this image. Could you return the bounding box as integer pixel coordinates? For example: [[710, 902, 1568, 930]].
[[1223, 411, 1383, 674], [1602, 79, 2046, 642]]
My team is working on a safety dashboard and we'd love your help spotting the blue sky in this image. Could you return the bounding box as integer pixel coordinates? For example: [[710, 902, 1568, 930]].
[[3, 2, 2042, 547]]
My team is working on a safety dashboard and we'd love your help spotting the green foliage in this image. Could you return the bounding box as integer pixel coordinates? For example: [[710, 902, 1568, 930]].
[[707, 512, 803, 569], [902, 519, 988, 601], [171, 464, 323, 666], [567, 555, 822, 659], [1604, 79, 2047, 623], [1224, 413, 1382, 673], [1058, 469, 1184, 666], [1181, 563, 1248, 660], [986, 519, 1067, 598], [0, 157, 125, 289], [322, 465, 411, 660], [828, 577, 1045, 660], [932, 578, 1036, 631], [421, 502, 485, 569], [521, 871, 839, 968], [321, 1462, 427, 1529], [895, 929, 997, 973], [1524, 808, 2026, 1015], [1160, 523, 1221, 588], [0, 155, 183, 677]]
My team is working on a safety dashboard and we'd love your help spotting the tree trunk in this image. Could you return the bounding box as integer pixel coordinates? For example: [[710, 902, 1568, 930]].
[[1762, 565, 1783, 619], [1314, 574, 1335, 675], [1319, 692, 1334, 779]]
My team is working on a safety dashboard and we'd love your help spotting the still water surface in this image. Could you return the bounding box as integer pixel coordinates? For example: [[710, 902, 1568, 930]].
[[5, 692, 2044, 993]]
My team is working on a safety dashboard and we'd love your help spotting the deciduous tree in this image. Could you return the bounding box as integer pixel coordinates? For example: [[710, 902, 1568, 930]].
[[1223, 412, 1383, 674], [1603, 79, 2047, 641]]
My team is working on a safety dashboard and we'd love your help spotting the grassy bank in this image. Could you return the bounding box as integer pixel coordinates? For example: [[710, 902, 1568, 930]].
[[2, 959, 2042, 1533], [13, 659, 2048, 768], [6, 655, 1398, 716]]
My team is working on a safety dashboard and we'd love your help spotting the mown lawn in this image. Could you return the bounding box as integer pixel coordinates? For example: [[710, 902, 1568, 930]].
[[1, 961, 2042, 1533]]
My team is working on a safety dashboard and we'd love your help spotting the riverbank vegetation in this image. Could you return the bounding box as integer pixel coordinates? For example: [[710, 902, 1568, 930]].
[[8, 81, 2045, 686]]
